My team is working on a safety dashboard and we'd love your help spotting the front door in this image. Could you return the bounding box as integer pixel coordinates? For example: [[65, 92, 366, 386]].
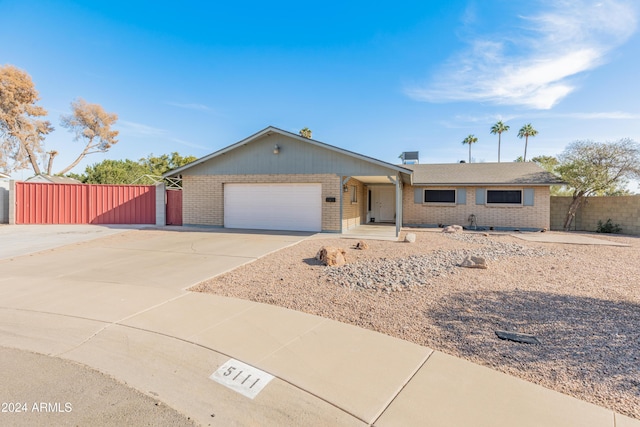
[[371, 187, 395, 223]]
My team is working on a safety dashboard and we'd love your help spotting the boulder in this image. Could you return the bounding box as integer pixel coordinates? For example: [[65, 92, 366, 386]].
[[442, 225, 463, 233], [404, 233, 416, 243], [315, 246, 347, 267], [460, 255, 487, 269], [353, 240, 369, 250]]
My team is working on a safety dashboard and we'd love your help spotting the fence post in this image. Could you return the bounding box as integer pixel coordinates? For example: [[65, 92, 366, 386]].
[[8, 180, 16, 225], [155, 183, 166, 226]]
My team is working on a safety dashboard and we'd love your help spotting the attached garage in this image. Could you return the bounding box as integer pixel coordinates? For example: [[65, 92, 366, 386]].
[[224, 183, 322, 232]]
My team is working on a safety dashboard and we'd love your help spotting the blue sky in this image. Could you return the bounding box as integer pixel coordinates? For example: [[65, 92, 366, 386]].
[[2, 0, 640, 185]]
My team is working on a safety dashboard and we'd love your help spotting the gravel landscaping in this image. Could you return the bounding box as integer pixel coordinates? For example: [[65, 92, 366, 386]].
[[192, 229, 640, 419]]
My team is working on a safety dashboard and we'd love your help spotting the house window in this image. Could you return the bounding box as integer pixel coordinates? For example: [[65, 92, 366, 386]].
[[486, 190, 522, 204], [350, 185, 357, 203], [424, 189, 456, 204]]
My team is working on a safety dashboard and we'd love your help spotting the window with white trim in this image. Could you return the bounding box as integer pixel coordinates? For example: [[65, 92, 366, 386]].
[[350, 185, 357, 203], [486, 190, 522, 204], [424, 189, 456, 204]]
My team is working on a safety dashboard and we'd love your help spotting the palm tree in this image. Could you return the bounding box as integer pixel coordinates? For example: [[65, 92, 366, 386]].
[[462, 134, 478, 163], [490, 120, 510, 162], [517, 123, 538, 161]]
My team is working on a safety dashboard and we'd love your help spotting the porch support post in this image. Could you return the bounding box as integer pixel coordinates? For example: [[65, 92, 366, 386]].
[[395, 173, 402, 237], [339, 175, 344, 233]]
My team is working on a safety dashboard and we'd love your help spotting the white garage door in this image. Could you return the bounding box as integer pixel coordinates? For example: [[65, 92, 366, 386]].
[[224, 183, 322, 232]]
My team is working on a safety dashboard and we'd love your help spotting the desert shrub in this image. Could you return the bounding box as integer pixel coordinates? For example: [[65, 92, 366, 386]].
[[596, 219, 622, 234]]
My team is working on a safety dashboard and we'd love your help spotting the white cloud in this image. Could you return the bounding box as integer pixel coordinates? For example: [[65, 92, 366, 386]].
[[170, 138, 210, 151], [165, 102, 212, 112], [117, 121, 210, 150], [554, 111, 640, 119], [407, 0, 638, 109], [118, 121, 167, 137]]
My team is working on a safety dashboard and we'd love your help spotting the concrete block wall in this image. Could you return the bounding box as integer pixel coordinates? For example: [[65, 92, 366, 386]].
[[551, 195, 640, 235], [182, 174, 342, 232], [403, 185, 551, 229], [341, 177, 366, 231], [550, 197, 573, 230]]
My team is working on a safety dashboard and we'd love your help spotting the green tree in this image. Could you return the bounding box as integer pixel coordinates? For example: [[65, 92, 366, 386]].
[[57, 98, 119, 175], [556, 139, 640, 230], [140, 152, 197, 176], [530, 155, 559, 173], [530, 155, 571, 196], [462, 134, 478, 163], [74, 159, 148, 184], [0, 64, 53, 174], [490, 120, 509, 163], [517, 124, 538, 162], [71, 152, 197, 184]]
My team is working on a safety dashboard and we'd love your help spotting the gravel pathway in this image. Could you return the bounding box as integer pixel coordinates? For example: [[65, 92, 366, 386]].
[[192, 230, 640, 419]]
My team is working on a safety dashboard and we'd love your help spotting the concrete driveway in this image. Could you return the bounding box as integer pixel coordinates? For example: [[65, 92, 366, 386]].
[[0, 225, 637, 427], [0, 224, 144, 259]]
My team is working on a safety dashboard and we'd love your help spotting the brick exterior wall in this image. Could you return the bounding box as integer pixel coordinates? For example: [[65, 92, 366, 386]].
[[182, 174, 342, 231], [550, 195, 640, 235], [341, 178, 366, 230], [403, 185, 550, 229]]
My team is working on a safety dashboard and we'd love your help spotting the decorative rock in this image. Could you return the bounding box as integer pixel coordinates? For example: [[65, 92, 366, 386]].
[[315, 246, 347, 267], [459, 255, 487, 269], [442, 225, 463, 233], [322, 233, 559, 291], [404, 233, 416, 243], [353, 240, 369, 250]]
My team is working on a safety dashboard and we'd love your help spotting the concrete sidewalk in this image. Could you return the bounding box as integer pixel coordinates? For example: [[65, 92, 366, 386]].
[[0, 227, 637, 426], [512, 230, 632, 246]]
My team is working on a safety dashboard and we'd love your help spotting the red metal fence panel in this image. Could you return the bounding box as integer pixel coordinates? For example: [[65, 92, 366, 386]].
[[15, 182, 156, 224], [166, 189, 182, 226]]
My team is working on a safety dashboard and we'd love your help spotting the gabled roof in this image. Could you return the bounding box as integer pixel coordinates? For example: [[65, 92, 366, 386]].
[[405, 162, 564, 186], [26, 174, 82, 184], [164, 126, 413, 177]]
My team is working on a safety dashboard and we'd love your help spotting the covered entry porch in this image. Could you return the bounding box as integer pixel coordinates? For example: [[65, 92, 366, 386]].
[[340, 173, 408, 237]]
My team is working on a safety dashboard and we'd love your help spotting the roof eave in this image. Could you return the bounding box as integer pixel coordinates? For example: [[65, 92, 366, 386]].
[[412, 182, 563, 186]]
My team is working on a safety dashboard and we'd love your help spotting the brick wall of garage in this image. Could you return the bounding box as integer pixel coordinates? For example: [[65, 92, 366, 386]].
[[341, 177, 366, 231], [403, 185, 550, 229], [182, 174, 342, 231]]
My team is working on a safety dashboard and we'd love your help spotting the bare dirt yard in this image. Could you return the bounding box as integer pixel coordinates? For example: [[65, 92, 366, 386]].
[[192, 229, 640, 420]]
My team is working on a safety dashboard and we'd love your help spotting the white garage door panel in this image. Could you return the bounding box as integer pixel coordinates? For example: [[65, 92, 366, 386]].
[[224, 184, 322, 232]]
